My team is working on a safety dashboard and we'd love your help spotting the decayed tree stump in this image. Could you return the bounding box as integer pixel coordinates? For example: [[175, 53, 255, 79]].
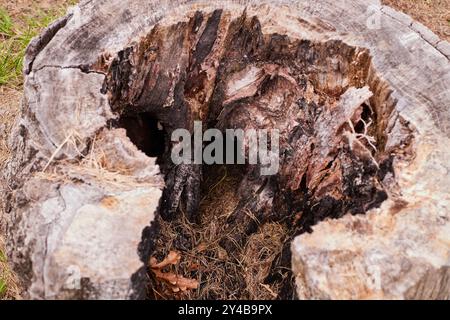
[[1, 0, 449, 299]]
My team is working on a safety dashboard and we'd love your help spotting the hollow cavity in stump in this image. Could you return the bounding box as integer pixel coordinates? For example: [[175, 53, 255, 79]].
[[103, 9, 411, 299]]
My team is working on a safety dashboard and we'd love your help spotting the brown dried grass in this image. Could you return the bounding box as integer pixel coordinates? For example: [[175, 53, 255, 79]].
[[149, 166, 288, 300]]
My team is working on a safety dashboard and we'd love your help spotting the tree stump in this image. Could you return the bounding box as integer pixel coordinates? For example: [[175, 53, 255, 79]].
[[1, 0, 449, 299]]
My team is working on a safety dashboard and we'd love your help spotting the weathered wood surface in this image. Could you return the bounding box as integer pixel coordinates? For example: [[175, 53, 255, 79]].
[[1, 0, 449, 299]]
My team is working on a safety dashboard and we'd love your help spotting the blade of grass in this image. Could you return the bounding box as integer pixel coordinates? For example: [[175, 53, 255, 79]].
[[0, 40, 23, 86], [0, 279, 7, 298], [0, 7, 13, 38], [0, 248, 9, 299], [0, 6, 71, 89]]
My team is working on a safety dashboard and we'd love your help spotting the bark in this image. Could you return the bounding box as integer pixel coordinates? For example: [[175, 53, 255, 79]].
[[1, 0, 449, 299]]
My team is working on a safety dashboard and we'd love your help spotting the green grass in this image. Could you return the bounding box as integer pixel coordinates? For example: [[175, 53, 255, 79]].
[[0, 7, 13, 37], [0, 6, 71, 88], [0, 249, 8, 299], [0, 279, 7, 298], [1, 244, 19, 300]]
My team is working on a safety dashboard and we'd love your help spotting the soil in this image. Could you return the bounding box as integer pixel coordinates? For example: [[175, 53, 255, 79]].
[[382, 0, 449, 42], [0, 0, 74, 20]]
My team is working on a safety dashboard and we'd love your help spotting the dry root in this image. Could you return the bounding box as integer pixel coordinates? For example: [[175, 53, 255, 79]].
[[150, 251, 199, 294]]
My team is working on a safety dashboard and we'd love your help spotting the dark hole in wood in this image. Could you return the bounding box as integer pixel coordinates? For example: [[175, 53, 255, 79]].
[[117, 112, 167, 158], [203, 135, 245, 165]]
